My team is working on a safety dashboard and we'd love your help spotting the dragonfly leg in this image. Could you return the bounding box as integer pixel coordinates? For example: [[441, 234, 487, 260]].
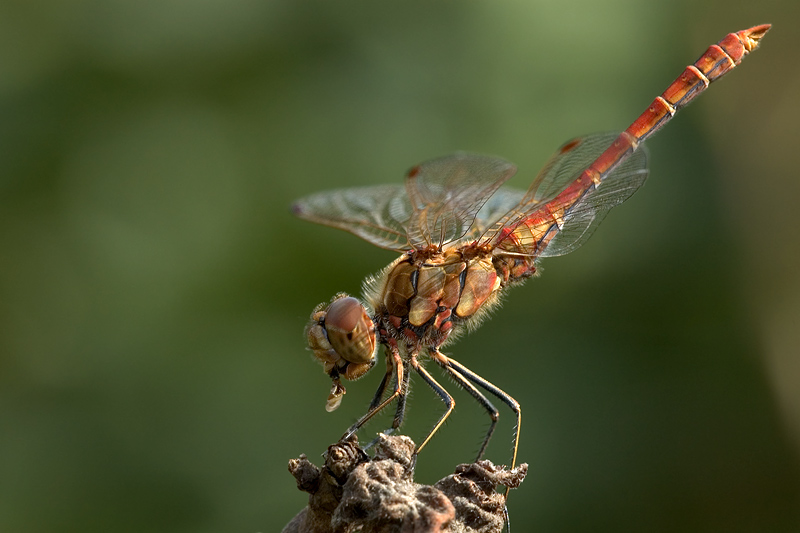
[[444, 357, 521, 470], [364, 367, 412, 451], [367, 350, 395, 411], [430, 350, 499, 461], [443, 356, 521, 507], [340, 344, 404, 443], [409, 353, 454, 464], [391, 366, 412, 430]]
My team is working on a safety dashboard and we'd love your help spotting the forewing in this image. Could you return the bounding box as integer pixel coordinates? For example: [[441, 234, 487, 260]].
[[404, 153, 517, 248], [292, 185, 413, 252], [463, 186, 526, 241]]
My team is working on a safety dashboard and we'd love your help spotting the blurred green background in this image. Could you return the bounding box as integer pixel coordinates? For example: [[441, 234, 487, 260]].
[[1, 1, 799, 532]]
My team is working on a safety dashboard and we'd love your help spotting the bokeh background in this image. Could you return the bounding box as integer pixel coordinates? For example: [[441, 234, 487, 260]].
[[1, 1, 799, 532]]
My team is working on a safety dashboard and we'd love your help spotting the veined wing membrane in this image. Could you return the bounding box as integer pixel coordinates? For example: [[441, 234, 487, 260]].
[[292, 185, 413, 252], [404, 153, 517, 249], [292, 153, 518, 252], [464, 186, 527, 241], [483, 133, 649, 257], [529, 133, 627, 204], [482, 133, 622, 241], [539, 147, 648, 257]]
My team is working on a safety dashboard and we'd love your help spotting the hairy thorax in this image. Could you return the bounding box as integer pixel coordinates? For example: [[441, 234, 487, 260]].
[[365, 244, 535, 351]]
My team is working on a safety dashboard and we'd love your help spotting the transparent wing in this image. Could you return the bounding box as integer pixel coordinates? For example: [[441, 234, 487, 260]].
[[403, 152, 517, 249], [292, 185, 413, 252], [531, 133, 630, 203], [293, 153, 517, 252], [485, 133, 622, 237], [539, 147, 648, 257], [483, 133, 650, 257], [462, 186, 526, 241]]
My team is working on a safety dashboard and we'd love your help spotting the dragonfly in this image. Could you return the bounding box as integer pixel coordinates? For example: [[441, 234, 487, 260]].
[[292, 25, 770, 482]]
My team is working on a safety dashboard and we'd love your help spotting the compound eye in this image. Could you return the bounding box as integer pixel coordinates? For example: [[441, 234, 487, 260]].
[[325, 297, 376, 365]]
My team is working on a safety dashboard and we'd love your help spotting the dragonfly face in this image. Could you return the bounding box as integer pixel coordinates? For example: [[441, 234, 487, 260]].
[[306, 294, 378, 411]]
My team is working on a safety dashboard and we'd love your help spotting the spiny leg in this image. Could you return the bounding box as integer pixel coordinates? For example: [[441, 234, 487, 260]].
[[445, 356, 521, 509], [340, 344, 404, 443], [445, 356, 521, 470], [391, 366, 412, 431], [363, 367, 412, 451], [366, 366, 412, 450], [409, 353, 454, 466], [431, 350, 499, 461], [367, 349, 395, 411]]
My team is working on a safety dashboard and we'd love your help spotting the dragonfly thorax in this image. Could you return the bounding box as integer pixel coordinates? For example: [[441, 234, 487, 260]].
[[367, 248, 508, 350]]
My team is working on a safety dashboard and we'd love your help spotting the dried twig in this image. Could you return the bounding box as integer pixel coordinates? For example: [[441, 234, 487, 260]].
[[283, 434, 527, 533]]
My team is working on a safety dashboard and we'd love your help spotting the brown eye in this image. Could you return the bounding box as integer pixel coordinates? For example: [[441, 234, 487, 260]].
[[324, 297, 376, 365]]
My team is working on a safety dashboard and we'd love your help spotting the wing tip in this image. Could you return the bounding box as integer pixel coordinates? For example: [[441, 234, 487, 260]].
[[290, 201, 306, 217]]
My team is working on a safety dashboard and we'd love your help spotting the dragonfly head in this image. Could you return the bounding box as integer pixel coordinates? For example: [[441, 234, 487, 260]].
[[306, 293, 377, 412]]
